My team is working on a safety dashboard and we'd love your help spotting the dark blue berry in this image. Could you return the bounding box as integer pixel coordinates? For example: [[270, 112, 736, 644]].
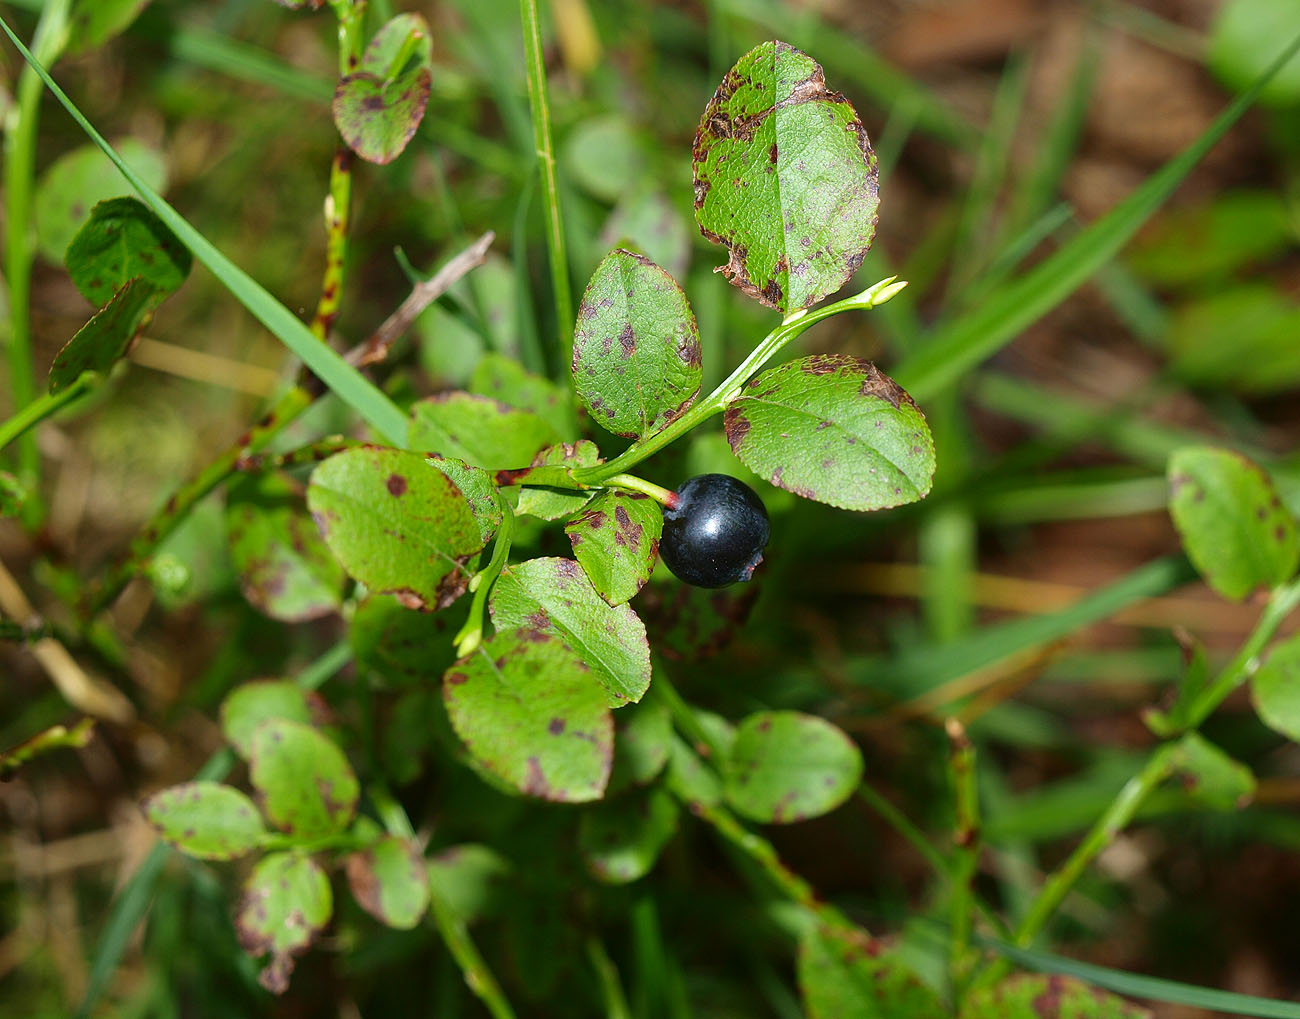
[[660, 474, 769, 588]]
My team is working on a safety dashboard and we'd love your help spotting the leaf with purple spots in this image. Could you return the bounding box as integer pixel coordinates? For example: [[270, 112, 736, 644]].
[[226, 472, 346, 623], [488, 557, 652, 705], [724, 354, 934, 511], [565, 489, 663, 605], [236, 850, 332, 995], [345, 834, 430, 930], [47, 277, 157, 394], [578, 785, 679, 884], [247, 719, 359, 839], [572, 248, 702, 440], [958, 974, 1150, 1018], [724, 710, 861, 824], [798, 925, 945, 1019], [510, 440, 602, 521], [692, 41, 880, 314], [142, 781, 268, 861], [410, 392, 559, 469], [308, 447, 487, 612], [332, 14, 432, 165], [1169, 732, 1255, 811], [1167, 446, 1298, 601], [64, 196, 191, 308], [220, 678, 322, 759], [442, 628, 613, 803]]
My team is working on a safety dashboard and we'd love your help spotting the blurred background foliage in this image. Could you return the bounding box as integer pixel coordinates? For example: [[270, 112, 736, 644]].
[[2, 0, 1300, 1015]]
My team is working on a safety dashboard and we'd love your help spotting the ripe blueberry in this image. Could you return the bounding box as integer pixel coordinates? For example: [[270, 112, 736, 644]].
[[659, 474, 770, 588]]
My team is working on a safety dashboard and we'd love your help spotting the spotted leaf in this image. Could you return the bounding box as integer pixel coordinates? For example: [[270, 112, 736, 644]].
[[442, 629, 613, 802], [332, 14, 432, 164], [308, 447, 487, 611], [345, 834, 430, 930], [693, 41, 879, 314], [572, 248, 702, 440], [236, 851, 332, 994], [142, 781, 268, 861], [247, 719, 359, 839], [724, 354, 934, 511], [565, 490, 663, 605]]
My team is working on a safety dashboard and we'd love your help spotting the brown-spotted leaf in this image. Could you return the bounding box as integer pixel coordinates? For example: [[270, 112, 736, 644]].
[[308, 447, 487, 611], [345, 834, 430, 930], [725, 354, 934, 511], [799, 925, 946, 1019], [442, 629, 613, 802], [236, 851, 332, 994], [48, 277, 157, 394], [565, 489, 663, 605], [488, 557, 652, 706], [693, 41, 879, 313], [509, 440, 602, 522], [958, 974, 1150, 1019], [142, 781, 268, 861], [572, 248, 702, 440], [247, 719, 359, 839], [332, 14, 433, 165]]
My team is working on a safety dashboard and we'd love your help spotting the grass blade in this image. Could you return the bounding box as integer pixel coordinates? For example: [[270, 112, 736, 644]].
[[894, 31, 1300, 402], [0, 16, 410, 447]]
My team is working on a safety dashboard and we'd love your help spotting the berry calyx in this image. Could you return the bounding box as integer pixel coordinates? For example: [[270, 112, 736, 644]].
[[659, 474, 770, 588]]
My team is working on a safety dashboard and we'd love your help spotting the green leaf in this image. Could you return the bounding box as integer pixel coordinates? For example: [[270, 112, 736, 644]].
[[425, 455, 503, 544], [66, 0, 151, 58], [427, 844, 514, 925], [512, 440, 602, 521], [65, 196, 191, 308], [220, 679, 318, 759], [609, 693, 673, 792], [34, 139, 167, 263], [725, 710, 863, 823], [442, 629, 613, 802], [571, 248, 702, 439], [47, 277, 156, 394], [469, 352, 573, 438], [958, 974, 1149, 1019], [1165, 285, 1300, 394], [349, 593, 464, 687], [562, 114, 645, 203], [247, 719, 359, 839], [142, 781, 268, 861], [409, 392, 559, 469], [578, 785, 679, 883], [345, 834, 430, 930], [565, 490, 663, 605], [1167, 447, 1299, 601], [1128, 191, 1296, 288], [489, 557, 652, 706], [308, 447, 487, 611], [331, 14, 432, 164], [724, 354, 934, 511], [1252, 632, 1300, 742], [1209, 0, 1300, 108], [1170, 732, 1255, 810], [235, 850, 332, 995], [226, 473, 346, 622], [693, 40, 879, 314], [798, 924, 945, 1019]]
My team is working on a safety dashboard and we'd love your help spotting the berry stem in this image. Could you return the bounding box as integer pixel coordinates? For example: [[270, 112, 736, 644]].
[[571, 276, 908, 486], [604, 473, 680, 510]]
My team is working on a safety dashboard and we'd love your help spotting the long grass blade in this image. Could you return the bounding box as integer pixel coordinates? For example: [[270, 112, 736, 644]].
[[0, 16, 410, 447], [895, 31, 1300, 402]]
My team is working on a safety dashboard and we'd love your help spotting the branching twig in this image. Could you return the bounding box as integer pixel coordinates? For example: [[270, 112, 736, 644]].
[[349, 230, 495, 368]]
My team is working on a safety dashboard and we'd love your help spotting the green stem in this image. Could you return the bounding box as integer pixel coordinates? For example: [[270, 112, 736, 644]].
[[586, 937, 633, 1019], [3, 0, 71, 528], [328, 0, 367, 74], [453, 495, 516, 657], [0, 372, 95, 455], [519, 0, 574, 371], [948, 719, 981, 1002], [1006, 577, 1300, 956], [571, 277, 907, 485], [605, 473, 679, 508], [309, 148, 353, 341]]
